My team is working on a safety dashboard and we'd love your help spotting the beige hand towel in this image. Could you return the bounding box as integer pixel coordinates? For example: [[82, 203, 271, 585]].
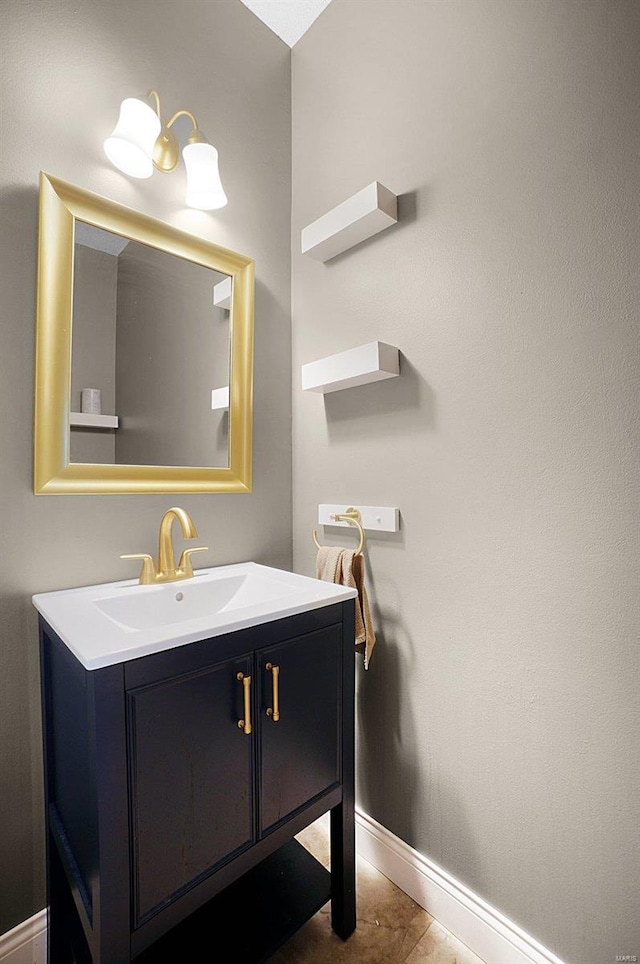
[[315, 546, 376, 669], [315, 545, 343, 585]]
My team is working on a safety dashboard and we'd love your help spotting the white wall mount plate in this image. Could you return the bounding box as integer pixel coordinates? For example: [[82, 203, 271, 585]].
[[318, 505, 400, 533]]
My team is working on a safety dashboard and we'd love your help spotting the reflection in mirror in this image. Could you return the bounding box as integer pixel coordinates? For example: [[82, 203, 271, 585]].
[[71, 222, 231, 468]]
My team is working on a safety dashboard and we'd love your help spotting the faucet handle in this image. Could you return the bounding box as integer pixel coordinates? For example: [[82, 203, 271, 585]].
[[177, 546, 209, 577], [121, 553, 157, 585]]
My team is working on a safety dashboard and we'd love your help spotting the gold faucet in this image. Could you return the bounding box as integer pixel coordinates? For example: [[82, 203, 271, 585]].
[[121, 507, 209, 585]]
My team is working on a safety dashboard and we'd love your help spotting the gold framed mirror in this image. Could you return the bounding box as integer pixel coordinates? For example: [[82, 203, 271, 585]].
[[34, 173, 254, 494]]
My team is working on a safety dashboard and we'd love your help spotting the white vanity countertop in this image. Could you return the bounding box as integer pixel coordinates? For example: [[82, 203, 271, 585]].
[[32, 562, 358, 671]]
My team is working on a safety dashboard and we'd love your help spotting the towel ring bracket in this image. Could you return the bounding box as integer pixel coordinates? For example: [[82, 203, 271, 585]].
[[312, 506, 365, 556]]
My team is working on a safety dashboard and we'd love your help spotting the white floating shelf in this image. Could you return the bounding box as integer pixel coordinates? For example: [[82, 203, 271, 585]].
[[301, 181, 398, 262], [70, 412, 119, 429], [319, 505, 400, 533], [211, 386, 230, 410], [213, 277, 232, 309], [302, 341, 400, 394]]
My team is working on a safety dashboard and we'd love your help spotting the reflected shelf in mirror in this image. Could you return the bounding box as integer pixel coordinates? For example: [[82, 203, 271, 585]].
[[70, 412, 119, 429]]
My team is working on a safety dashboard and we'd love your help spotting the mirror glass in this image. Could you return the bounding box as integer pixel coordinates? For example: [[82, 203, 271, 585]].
[[70, 222, 231, 468]]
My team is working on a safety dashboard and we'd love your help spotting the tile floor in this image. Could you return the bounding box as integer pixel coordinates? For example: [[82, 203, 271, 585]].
[[266, 816, 486, 964]]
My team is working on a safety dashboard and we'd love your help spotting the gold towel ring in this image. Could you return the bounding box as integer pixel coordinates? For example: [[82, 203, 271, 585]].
[[313, 507, 365, 556]]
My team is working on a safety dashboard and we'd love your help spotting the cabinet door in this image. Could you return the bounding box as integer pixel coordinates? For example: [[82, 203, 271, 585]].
[[128, 655, 254, 924], [259, 625, 342, 834]]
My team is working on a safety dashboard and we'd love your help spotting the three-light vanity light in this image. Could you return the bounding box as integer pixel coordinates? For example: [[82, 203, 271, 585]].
[[103, 89, 227, 210]]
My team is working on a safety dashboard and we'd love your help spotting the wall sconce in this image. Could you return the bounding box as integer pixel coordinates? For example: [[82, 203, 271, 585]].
[[103, 89, 227, 211]]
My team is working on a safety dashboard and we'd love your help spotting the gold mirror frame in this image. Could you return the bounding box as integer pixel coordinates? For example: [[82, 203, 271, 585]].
[[34, 173, 254, 494]]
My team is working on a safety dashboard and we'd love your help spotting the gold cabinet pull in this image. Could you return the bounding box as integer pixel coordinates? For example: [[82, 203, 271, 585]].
[[265, 662, 280, 722], [237, 672, 252, 734]]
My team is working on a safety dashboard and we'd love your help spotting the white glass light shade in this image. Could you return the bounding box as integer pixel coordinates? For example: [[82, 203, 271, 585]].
[[183, 142, 228, 210], [103, 98, 161, 179]]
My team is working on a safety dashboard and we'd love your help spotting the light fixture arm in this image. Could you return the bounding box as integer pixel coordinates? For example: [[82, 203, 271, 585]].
[[146, 91, 201, 137], [146, 88, 162, 117], [146, 95, 204, 173], [165, 108, 199, 131]]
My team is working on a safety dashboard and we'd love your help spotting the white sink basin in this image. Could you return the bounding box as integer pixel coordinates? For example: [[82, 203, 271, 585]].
[[32, 562, 357, 670]]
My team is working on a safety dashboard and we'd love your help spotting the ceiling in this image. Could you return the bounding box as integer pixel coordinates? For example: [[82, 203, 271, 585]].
[[240, 0, 332, 47]]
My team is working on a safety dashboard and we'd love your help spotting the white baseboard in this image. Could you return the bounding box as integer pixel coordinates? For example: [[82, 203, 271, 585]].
[[0, 910, 46, 964], [355, 807, 566, 964], [1, 815, 566, 964]]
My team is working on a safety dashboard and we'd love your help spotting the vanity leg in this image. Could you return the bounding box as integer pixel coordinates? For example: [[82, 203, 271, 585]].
[[330, 801, 356, 939], [47, 838, 70, 964], [331, 612, 356, 940], [48, 836, 90, 964]]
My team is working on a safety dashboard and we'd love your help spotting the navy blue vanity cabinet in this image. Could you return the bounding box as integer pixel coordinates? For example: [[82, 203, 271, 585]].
[[40, 600, 356, 964]]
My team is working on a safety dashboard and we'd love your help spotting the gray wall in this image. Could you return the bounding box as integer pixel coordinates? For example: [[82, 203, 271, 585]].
[[0, 0, 290, 934], [291, 2, 640, 962]]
